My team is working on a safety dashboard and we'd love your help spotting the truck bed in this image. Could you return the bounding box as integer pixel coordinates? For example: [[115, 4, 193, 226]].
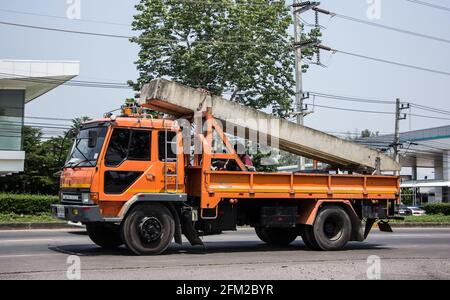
[[187, 167, 399, 209]]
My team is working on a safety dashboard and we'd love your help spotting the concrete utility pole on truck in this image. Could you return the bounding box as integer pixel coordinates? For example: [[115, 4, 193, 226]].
[[52, 79, 401, 255]]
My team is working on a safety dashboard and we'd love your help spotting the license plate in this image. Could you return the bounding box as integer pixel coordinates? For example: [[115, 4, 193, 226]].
[[56, 205, 65, 218]]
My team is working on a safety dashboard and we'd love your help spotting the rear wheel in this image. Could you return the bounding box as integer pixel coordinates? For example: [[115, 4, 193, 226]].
[[300, 225, 321, 250], [312, 205, 352, 251], [121, 204, 175, 255], [86, 223, 123, 249], [255, 227, 298, 246]]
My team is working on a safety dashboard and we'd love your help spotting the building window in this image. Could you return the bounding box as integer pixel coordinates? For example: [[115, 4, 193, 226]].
[[0, 90, 25, 151]]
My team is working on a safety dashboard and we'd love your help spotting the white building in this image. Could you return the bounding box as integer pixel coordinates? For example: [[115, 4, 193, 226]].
[[358, 126, 450, 204], [0, 59, 80, 176]]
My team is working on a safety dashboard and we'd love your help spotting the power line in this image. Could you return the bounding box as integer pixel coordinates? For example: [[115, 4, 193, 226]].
[[333, 13, 450, 44], [24, 116, 74, 122], [308, 91, 395, 104], [0, 8, 131, 27], [310, 103, 450, 121], [0, 20, 132, 39], [405, 0, 450, 12], [410, 103, 450, 116], [2, 19, 450, 78], [0, 20, 274, 47], [335, 49, 450, 77], [312, 104, 394, 115], [308, 91, 450, 116], [0, 72, 131, 89], [0, 72, 128, 86]]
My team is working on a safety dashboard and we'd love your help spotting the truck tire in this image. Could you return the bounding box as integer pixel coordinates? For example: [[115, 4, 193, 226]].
[[121, 204, 175, 255], [312, 205, 352, 251], [86, 223, 123, 249], [255, 227, 298, 246], [300, 225, 321, 250]]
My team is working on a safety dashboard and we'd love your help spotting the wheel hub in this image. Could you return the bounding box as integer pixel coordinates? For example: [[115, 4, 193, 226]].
[[138, 217, 163, 243], [323, 215, 344, 241]]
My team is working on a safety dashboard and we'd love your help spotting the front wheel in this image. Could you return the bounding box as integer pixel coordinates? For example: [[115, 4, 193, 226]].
[[255, 227, 298, 246], [312, 205, 352, 251], [121, 204, 175, 255]]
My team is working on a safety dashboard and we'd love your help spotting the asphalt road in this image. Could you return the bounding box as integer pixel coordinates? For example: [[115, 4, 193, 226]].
[[0, 227, 449, 280]]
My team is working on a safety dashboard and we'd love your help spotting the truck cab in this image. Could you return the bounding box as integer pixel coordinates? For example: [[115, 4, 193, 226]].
[[53, 116, 187, 253]]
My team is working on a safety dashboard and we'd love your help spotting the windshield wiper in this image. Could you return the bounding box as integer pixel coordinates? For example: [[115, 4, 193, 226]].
[[69, 158, 93, 169], [64, 138, 95, 169]]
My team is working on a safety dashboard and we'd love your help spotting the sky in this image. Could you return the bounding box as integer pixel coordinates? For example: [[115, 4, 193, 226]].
[[0, 0, 449, 139]]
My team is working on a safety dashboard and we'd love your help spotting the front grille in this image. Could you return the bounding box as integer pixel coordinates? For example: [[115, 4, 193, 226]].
[[60, 193, 82, 204]]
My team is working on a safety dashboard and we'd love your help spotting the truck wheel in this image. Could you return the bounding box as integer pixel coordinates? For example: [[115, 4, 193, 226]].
[[300, 225, 321, 250], [121, 204, 175, 255], [86, 223, 123, 249], [312, 205, 352, 251], [255, 227, 297, 246]]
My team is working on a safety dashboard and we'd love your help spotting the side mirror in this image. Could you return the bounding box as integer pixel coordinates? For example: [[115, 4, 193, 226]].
[[88, 130, 97, 148]]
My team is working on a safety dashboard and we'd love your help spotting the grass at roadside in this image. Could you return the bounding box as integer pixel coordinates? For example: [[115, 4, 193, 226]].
[[391, 214, 450, 223], [0, 213, 62, 224], [0, 212, 450, 224]]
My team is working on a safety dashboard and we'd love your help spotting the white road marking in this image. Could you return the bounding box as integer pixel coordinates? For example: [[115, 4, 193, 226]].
[[0, 239, 54, 243], [0, 254, 55, 259]]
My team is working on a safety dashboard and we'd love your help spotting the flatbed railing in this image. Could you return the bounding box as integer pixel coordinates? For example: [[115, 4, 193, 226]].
[[194, 170, 399, 209]]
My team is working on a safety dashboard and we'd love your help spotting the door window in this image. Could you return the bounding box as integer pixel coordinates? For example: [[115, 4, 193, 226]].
[[105, 129, 151, 167]]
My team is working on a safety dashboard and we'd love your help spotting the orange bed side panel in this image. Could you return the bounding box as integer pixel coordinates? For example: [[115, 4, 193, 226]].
[[196, 170, 399, 209]]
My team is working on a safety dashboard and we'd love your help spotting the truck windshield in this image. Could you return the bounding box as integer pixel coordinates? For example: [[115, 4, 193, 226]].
[[65, 126, 108, 168]]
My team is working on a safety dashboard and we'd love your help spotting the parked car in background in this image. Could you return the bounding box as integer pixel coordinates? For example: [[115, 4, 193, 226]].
[[396, 204, 412, 216], [407, 206, 427, 216]]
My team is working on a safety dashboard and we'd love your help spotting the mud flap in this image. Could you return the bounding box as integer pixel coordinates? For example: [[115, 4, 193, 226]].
[[378, 220, 393, 233], [181, 210, 204, 246], [167, 204, 183, 245], [364, 218, 377, 239]]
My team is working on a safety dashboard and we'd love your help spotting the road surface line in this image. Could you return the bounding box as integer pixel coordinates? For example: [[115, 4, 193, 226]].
[[0, 239, 54, 243], [0, 254, 55, 259]]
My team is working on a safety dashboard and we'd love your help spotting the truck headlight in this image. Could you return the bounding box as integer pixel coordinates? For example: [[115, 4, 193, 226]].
[[81, 193, 92, 204]]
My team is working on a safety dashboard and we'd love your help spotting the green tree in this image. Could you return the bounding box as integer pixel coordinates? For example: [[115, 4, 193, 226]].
[[360, 129, 379, 138], [0, 117, 92, 195], [130, 0, 319, 117], [278, 150, 300, 166]]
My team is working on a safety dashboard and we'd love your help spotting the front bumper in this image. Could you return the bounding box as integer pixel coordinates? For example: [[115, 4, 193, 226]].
[[51, 204, 103, 223]]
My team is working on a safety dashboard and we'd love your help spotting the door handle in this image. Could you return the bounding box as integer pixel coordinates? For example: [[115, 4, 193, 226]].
[[146, 173, 155, 181]]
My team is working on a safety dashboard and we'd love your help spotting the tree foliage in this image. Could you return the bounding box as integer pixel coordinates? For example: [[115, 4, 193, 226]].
[[130, 0, 319, 117], [0, 117, 91, 195]]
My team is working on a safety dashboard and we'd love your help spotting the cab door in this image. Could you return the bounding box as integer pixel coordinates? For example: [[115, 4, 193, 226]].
[[98, 128, 156, 206], [152, 130, 184, 193]]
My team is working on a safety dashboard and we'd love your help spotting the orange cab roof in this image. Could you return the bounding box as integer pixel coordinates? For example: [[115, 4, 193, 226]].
[[85, 117, 179, 130]]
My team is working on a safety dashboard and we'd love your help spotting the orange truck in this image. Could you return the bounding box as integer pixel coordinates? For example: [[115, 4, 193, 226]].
[[52, 79, 400, 255]]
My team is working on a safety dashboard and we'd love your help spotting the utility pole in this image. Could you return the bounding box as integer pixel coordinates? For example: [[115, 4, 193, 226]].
[[393, 98, 409, 175], [292, 1, 321, 170], [293, 0, 305, 170], [293, 0, 304, 127]]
